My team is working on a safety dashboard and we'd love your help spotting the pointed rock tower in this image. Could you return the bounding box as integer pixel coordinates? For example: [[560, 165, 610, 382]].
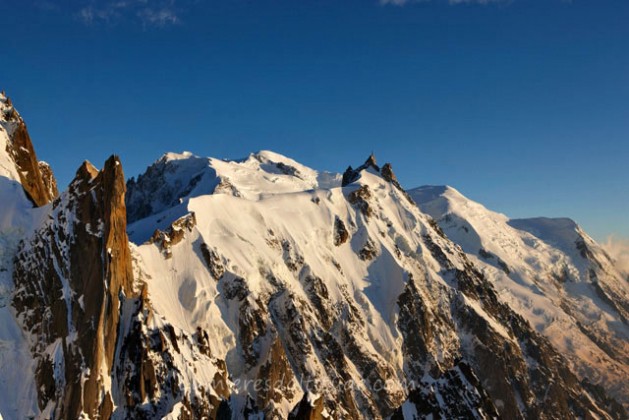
[[0, 92, 57, 205], [13, 155, 135, 418]]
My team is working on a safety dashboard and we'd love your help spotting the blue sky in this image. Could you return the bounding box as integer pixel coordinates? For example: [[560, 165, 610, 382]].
[[1, 0, 627, 241]]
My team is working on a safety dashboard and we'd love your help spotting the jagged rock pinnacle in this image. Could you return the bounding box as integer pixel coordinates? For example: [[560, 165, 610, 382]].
[[341, 153, 396, 187], [13, 154, 135, 419], [365, 153, 379, 171], [4, 120, 58, 206]]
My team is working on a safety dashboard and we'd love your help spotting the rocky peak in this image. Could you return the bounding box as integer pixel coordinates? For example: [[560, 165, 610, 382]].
[[0, 92, 57, 206], [364, 152, 379, 170], [342, 154, 396, 186], [341, 166, 356, 186], [341, 154, 414, 203], [342, 153, 380, 187], [13, 154, 135, 418], [99, 155, 135, 297], [342, 154, 382, 186]]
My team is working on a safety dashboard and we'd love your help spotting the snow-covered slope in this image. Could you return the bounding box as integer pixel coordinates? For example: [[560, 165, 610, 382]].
[[126, 150, 341, 243], [124, 155, 625, 419], [410, 185, 629, 410]]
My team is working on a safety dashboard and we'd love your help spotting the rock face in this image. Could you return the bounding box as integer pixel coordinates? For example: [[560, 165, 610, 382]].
[[113, 286, 232, 419], [150, 212, 197, 257], [126, 152, 217, 224], [11, 154, 232, 419], [0, 94, 57, 206], [13, 156, 135, 418], [38, 161, 59, 199], [1, 94, 627, 420], [333, 216, 349, 246]]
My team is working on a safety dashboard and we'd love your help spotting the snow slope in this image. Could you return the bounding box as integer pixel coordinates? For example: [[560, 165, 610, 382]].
[[126, 150, 341, 243], [127, 154, 624, 418], [130, 168, 425, 416], [410, 185, 629, 408]]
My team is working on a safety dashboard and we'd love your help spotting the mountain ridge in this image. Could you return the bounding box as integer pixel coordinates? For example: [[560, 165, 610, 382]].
[[0, 92, 627, 419], [410, 184, 629, 409]]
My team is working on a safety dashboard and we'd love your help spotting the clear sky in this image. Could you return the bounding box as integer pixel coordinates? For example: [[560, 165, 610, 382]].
[[1, 0, 627, 241]]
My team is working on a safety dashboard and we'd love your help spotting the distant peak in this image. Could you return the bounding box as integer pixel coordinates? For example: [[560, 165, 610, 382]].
[[342, 154, 374, 186], [159, 151, 197, 163], [252, 150, 292, 162], [364, 153, 379, 171], [340, 154, 413, 201]]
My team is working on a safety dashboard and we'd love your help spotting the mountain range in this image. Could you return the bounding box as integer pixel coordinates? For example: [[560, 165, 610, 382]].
[[0, 91, 627, 419]]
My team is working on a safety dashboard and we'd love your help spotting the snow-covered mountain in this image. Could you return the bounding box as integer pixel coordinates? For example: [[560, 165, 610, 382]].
[[0, 92, 627, 419], [409, 185, 629, 409], [125, 150, 341, 243]]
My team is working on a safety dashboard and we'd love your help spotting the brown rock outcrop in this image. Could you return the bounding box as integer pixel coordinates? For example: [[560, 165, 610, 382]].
[[348, 185, 373, 218], [333, 216, 349, 246], [201, 243, 226, 280], [13, 155, 135, 419], [5, 119, 57, 206], [38, 160, 59, 199], [151, 212, 197, 257]]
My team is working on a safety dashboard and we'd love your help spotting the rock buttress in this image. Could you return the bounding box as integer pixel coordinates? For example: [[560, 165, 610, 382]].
[[13, 155, 135, 418], [6, 119, 57, 205]]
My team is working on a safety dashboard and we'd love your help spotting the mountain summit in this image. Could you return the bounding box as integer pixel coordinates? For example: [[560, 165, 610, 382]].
[[0, 93, 627, 419]]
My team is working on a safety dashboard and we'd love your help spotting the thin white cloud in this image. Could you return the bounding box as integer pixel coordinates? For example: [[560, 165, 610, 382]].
[[601, 235, 629, 276], [76, 0, 182, 27], [77, 6, 120, 25], [137, 7, 179, 27]]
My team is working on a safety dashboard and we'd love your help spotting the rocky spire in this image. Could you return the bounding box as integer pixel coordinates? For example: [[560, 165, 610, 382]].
[[1, 92, 58, 206], [341, 154, 381, 186], [364, 152, 379, 171], [13, 155, 135, 419], [341, 155, 415, 204]]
